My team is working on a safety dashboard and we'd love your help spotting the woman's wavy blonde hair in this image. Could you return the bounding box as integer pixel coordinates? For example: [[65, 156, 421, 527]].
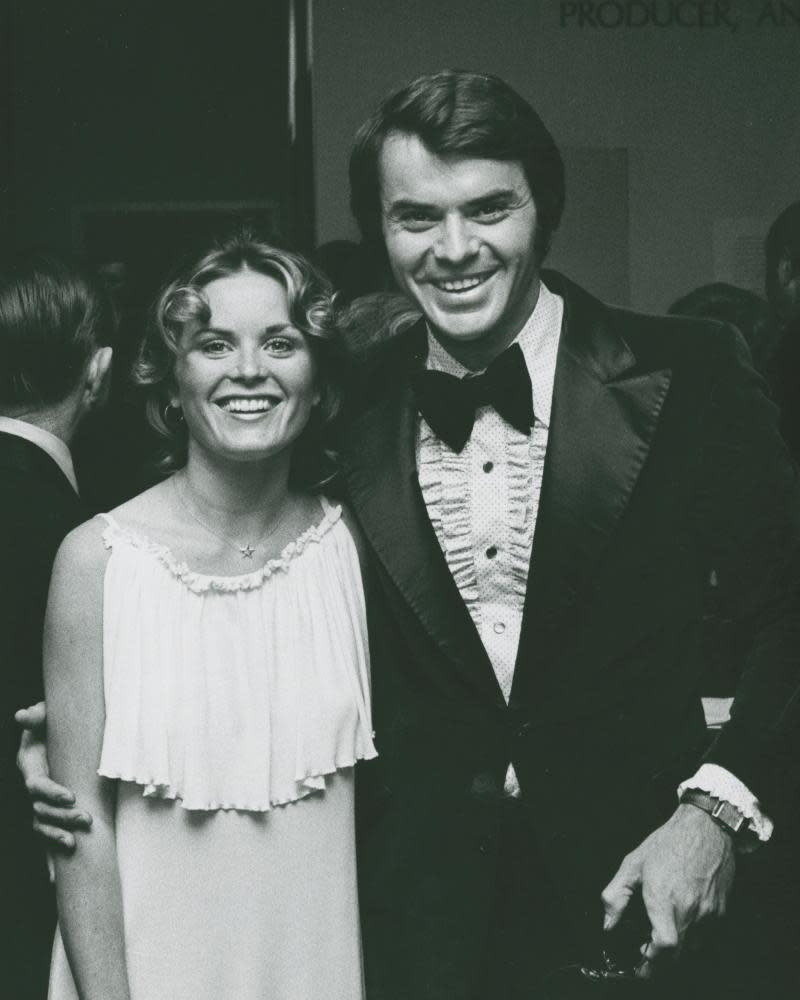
[[134, 230, 345, 489]]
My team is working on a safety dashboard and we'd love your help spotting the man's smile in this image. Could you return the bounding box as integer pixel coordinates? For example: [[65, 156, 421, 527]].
[[428, 271, 496, 295]]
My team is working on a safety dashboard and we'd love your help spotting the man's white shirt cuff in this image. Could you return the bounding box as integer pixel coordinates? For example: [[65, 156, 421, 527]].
[[678, 763, 773, 846]]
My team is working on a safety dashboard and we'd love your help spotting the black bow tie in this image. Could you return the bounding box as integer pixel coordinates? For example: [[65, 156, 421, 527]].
[[413, 343, 535, 453]]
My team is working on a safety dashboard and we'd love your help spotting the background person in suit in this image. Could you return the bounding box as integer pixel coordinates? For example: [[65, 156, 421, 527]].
[[17, 73, 800, 998], [763, 201, 800, 465], [0, 250, 113, 1000]]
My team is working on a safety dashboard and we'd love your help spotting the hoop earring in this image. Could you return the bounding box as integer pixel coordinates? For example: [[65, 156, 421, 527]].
[[163, 401, 184, 425]]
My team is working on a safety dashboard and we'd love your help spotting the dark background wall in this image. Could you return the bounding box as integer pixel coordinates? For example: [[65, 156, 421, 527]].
[[2, 0, 300, 269], [313, 0, 800, 312], [6, 1, 798, 311]]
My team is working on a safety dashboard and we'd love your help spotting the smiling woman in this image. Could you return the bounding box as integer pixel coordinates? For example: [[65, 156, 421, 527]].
[[41, 232, 376, 1000], [136, 232, 344, 487]]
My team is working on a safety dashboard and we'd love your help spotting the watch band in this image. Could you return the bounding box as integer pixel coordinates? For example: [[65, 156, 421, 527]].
[[679, 788, 747, 838]]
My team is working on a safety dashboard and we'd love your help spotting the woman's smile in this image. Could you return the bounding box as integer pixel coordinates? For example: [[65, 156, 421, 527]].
[[174, 270, 319, 464], [215, 394, 281, 416]]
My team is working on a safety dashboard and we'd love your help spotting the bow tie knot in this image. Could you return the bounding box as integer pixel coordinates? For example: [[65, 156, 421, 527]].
[[413, 343, 535, 453], [460, 371, 497, 408]]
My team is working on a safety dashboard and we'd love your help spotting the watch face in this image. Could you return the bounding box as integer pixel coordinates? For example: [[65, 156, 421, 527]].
[[712, 800, 746, 834]]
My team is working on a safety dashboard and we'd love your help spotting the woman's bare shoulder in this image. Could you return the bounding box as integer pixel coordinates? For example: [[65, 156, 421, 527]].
[[56, 516, 112, 576], [48, 520, 110, 635], [56, 479, 173, 577]]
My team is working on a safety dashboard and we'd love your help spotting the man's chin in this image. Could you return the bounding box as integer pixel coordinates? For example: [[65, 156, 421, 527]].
[[425, 306, 500, 345]]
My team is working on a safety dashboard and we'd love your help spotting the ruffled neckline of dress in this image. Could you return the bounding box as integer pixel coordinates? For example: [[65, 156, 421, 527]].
[[99, 503, 342, 595]]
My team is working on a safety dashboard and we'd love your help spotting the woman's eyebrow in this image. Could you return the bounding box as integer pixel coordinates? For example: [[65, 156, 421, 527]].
[[262, 323, 299, 335], [193, 322, 297, 337]]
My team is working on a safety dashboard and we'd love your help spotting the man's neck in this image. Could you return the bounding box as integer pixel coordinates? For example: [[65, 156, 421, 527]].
[[2, 394, 83, 446], [428, 279, 541, 372]]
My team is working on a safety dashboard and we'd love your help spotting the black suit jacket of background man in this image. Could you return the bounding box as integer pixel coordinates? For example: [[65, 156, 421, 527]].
[[339, 273, 800, 999], [0, 431, 87, 1000]]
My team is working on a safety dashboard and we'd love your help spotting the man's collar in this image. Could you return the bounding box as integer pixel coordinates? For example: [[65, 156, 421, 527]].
[[0, 416, 79, 494]]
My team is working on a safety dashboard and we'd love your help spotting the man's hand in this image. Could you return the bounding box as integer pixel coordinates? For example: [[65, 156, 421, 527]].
[[15, 701, 92, 852], [601, 804, 736, 978]]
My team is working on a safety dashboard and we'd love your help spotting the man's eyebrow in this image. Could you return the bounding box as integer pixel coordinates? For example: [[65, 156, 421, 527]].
[[384, 198, 437, 215], [384, 188, 522, 214], [463, 188, 521, 208]]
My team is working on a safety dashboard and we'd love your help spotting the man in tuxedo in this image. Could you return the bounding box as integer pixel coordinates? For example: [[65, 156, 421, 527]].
[[1, 250, 113, 999], [340, 71, 800, 997], [15, 73, 800, 998]]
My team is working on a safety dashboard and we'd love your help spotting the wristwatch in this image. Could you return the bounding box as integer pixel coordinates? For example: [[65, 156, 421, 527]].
[[679, 788, 748, 839]]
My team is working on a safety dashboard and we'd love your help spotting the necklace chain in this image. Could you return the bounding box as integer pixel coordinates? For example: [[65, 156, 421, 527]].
[[173, 477, 292, 560]]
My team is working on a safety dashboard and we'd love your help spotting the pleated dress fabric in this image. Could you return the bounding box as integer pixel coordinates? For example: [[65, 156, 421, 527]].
[[48, 500, 376, 1000]]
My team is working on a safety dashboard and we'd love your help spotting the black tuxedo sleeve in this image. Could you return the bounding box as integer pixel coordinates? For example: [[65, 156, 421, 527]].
[[691, 327, 800, 811], [0, 467, 83, 758]]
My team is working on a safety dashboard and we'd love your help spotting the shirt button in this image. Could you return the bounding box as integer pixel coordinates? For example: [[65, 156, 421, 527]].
[[486, 545, 498, 559], [483, 461, 494, 473], [493, 622, 506, 635]]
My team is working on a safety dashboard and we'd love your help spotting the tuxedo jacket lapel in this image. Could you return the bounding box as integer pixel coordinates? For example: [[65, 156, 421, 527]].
[[341, 327, 501, 703], [512, 276, 672, 702], [342, 278, 673, 709]]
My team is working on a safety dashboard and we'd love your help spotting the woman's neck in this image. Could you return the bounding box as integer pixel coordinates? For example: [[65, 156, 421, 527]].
[[177, 449, 296, 531]]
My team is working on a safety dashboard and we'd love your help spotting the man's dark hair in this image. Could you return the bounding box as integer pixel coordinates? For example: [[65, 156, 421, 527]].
[[765, 200, 800, 304], [349, 69, 565, 265], [0, 250, 115, 409]]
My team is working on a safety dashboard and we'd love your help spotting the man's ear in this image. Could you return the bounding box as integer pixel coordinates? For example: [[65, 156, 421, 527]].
[[84, 346, 113, 410], [777, 253, 794, 293], [778, 252, 800, 315]]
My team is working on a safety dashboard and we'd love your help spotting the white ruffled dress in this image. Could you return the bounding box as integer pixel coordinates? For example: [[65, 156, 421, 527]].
[[48, 499, 377, 1000]]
